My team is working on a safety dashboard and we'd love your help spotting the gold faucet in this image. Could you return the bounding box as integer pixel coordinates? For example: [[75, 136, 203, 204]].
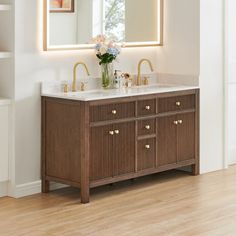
[[137, 59, 154, 86], [72, 62, 90, 92]]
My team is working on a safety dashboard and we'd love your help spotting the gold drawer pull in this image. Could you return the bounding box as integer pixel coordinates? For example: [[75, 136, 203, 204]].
[[145, 105, 151, 110], [112, 110, 117, 115], [173, 121, 178, 125], [176, 101, 181, 106], [178, 120, 183, 124], [109, 131, 114, 135], [114, 130, 120, 134], [145, 125, 151, 130], [145, 145, 150, 149]]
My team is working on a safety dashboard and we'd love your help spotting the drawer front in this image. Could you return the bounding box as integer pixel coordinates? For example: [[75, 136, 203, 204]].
[[137, 138, 156, 171], [138, 119, 156, 136], [138, 99, 156, 116], [90, 102, 135, 122], [158, 95, 195, 113]]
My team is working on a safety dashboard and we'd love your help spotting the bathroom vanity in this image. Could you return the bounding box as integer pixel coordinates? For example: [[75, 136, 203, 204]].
[[41, 85, 199, 203]]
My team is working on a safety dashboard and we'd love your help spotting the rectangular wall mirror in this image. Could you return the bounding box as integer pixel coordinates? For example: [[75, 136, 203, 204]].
[[43, 0, 163, 50]]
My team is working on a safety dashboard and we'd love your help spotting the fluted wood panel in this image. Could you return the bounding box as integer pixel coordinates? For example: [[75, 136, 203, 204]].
[[158, 94, 195, 113], [157, 115, 177, 166], [137, 138, 156, 171], [177, 113, 195, 162], [138, 118, 156, 136], [90, 102, 135, 122], [45, 100, 81, 182], [137, 99, 156, 116], [113, 122, 135, 176], [90, 125, 113, 181]]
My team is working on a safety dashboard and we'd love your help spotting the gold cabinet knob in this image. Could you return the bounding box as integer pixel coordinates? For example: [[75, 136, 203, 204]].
[[109, 131, 114, 135], [173, 121, 178, 125], [145, 105, 151, 110], [145, 125, 151, 130], [114, 130, 120, 134], [178, 120, 183, 124], [176, 101, 181, 106], [145, 144, 150, 149], [112, 110, 117, 115]]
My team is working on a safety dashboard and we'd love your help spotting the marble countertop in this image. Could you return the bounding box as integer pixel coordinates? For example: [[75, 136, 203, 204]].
[[0, 98, 11, 106], [41, 83, 199, 102]]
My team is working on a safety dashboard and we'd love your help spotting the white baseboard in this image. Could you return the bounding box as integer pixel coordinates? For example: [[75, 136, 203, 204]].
[[14, 180, 68, 198], [229, 147, 236, 165], [0, 181, 8, 197]]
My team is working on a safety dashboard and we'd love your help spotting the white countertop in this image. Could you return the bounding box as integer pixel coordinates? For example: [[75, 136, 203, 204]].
[[41, 84, 199, 102], [0, 98, 11, 106]]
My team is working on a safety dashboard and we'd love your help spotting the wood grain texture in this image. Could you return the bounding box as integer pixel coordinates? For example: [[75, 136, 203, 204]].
[[157, 115, 177, 166], [177, 113, 195, 162], [137, 99, 156, 116], [44, 99, 81, 183], [42, 89, 200, 203], [90, 125, 113, 181], [138, 118, 156, 136], [158, 94, 195, 113], [90, 102, 135, 122], [113, 122, 135, 176], [1, 166, 236, 236], [137, 138, 156, 171]]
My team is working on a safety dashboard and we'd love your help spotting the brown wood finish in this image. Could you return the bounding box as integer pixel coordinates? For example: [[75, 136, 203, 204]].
[[158, 115, 177, 166], [177, 113, 195, 162], [138, 118, 156, 136], [158, 94, 195, 113], [44, 99, 81, 183], [42, 89, 200, 203], [90, 125, 113, 181], [137, 99, 156, 116], [90, 102, 135, 122], [113, 122, 135, 176], [137, 138, 156, 171]]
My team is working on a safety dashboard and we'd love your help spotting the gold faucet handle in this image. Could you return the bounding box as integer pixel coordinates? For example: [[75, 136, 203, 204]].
[[63, 84, 69, 93], [143, 76, 150, 85], [80, 81, 88, 91]]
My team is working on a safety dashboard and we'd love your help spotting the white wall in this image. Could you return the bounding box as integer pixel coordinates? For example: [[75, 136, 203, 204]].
[[227, 0, 236, 165], [199, 0, 225, 173], [12, 0, 208, 195]]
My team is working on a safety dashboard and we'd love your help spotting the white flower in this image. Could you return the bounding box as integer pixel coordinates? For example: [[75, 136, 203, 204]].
[[100, 46, 107, 55]]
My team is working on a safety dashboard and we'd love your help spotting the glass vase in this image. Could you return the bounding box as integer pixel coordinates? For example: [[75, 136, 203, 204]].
[[101, 63, 114, 89]]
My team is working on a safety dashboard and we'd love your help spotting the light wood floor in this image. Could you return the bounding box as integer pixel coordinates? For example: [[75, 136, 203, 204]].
[[1, 167, 236, 236]]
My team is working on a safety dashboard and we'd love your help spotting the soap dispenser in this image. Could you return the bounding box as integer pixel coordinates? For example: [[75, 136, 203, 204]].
[[114, 70, 121, 89]]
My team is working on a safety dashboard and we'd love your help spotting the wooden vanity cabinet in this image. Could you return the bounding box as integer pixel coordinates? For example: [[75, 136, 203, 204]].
[[42, 89, 199, 203]]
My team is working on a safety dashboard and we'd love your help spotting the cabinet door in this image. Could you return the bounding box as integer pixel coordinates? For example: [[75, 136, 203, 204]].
[[0, 106, 9, 182], [113, 122, 135, 176], [177, 113, 195, 162], [90, 125, 113, 181], [137, 138, 156, 171], [157, 116, 177, 166]]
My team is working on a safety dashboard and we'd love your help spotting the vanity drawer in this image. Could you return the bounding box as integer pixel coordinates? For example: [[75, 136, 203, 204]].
[[158, 95, 195, 113], [90, 102, 135, 122], [138, 119, 156, 136], [137, 99, 156, 116], [137, 138, 156, 171]]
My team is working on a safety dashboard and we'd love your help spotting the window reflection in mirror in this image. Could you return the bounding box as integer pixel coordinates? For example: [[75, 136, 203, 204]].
[[45, 0, 163, 50]]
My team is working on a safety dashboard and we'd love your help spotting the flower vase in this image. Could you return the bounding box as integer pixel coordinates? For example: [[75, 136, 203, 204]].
[[101, 63, 114, 89]]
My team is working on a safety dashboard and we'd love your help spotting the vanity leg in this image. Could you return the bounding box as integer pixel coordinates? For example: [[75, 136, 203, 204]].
[[191, 164, 199, 176], [80, 101, 90, 204], [42, 179, 50, 193], [81, 185, 90, 204]]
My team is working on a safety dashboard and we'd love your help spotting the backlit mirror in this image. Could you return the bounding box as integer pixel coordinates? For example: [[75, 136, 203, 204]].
[[43, 0, 163, 50]]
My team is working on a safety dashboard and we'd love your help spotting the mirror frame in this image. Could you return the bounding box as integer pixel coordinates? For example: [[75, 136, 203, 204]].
[[43, 0, 163, 51]]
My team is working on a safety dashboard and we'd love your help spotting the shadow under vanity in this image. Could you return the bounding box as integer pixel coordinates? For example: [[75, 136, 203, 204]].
[[41, 88, 199, 203]]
